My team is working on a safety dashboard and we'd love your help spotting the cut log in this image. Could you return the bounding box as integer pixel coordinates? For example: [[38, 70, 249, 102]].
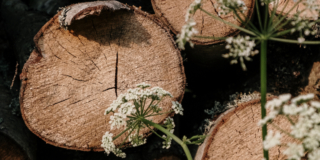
[[302, 60, 320, 100], [195, 98, 299, 160], [269, 0, 320, 20], [151, 0, 255, 45], [19, 1, 186, 151], [0, 84, 36, 160]]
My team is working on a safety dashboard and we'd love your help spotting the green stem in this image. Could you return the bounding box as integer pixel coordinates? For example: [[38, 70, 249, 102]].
[[270, 0, 302, 32], [145, 111, 172, 117], [263, 0, 268, 32], [271, 29, 292, 37], [142, 99, 155, 115], [267, 0, 279, 30], [113, 121, 138, 140], [140, 118, 193, 160], [255, 0, 263, 31], [260, 40, 269, 160], [145, 124, 167, 140], [269, 37, 320, 44], [233, 9, 260, 34]]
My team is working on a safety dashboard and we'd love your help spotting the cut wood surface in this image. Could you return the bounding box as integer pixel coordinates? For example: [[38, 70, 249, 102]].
[[0, 84, 36, 160], [269, 0, 320, 19], [20, 1, 186, 151], [195, 98, 299, 160], [303, 61, 320, 100], [151, 0, 255, 45]]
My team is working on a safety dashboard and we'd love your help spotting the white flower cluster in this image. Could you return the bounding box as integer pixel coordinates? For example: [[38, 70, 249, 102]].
[[263, 130, 281, 150], [258, 93, 320, 160], [288, 0, 320, 43], [290, 14, 317, 43], [222, 36, 259, 70], [129, 133, 147, 147], [172, 101, 184, 115], [215, 0, 247, 16], [162, 117, 175, 149], [102, 83, 184, 158], [105, 83, 173, 130], [101, 131, 126, 158], [176, 0, 201, 50]]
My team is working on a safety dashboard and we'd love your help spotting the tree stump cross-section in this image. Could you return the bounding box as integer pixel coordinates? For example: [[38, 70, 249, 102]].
[[195, 98, 300, 160], [19, 1, 186, 151], [151, 0, 255, 45]]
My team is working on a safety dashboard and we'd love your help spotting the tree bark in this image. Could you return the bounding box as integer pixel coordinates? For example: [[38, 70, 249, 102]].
[[195, 98, 299, 160], [19, 1, 186, 151]]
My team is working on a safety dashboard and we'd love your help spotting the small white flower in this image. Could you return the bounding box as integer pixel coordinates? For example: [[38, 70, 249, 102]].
[[308, 149, 320, 160], [263, 130, 281, 149], [303, 137, 319, 150], [162, 135, 173, 149], [136, 82, 151, 89], [279, 94, 291, 102], [109, 113, 127, 130], [258, 110, 279, 126], [222, 35, 258, 71], [172, 101, 184, 115], [177, 18, 198, 50], [291, 93, 314, 104], [298, 37, 305, 43], [129, 133, 147, 147], [283, 143, 304, 160], [215, 0, 247, 15], [101, 131, 115, 155], [311, 101, 320, 108], [283, 104, 302, 115]]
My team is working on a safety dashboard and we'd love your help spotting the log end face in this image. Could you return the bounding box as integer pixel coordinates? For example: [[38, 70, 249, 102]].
[[200, 98, 297, 160], [151, 0, 255, 45], [21, 3, 185, 151]]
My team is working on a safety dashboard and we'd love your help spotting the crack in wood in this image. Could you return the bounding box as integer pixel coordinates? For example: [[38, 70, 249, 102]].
[[45, 97, 71, 108], [102, 87, 116, 92], [61, 74, 89, 82], [77, 48, 100, 71], [56, 41, 77, 58], [115, 51, 118, 97]]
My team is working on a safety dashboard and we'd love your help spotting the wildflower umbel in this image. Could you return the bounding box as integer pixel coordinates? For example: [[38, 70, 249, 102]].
[[215, 0, 247, 16], [176, 0, 201, 49], [222, 36, 259, 71], [101, 83, 184, 158], [259, 93, 320, 160]]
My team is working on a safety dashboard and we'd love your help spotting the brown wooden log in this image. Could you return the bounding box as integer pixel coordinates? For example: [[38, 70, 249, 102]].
[[195, 98, 300, 160], [302, 61, 320, 100], [151, 0, 255, 45], [269, 0, 320, 20], [0, 83, 36, 160], [19, 1, 186, 151]]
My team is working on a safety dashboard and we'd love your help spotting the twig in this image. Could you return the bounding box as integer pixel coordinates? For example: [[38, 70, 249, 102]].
[[10, 62, 18, 89]]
